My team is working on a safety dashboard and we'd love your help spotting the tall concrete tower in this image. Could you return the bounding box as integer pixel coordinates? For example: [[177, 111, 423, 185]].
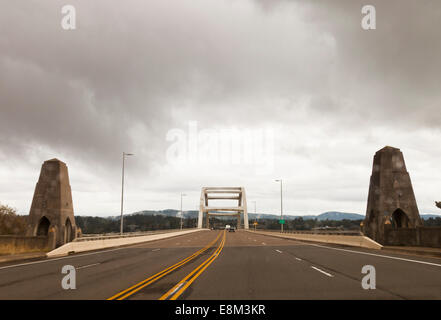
[[27, 159, 77, 247], [362, 146, 422, 244]]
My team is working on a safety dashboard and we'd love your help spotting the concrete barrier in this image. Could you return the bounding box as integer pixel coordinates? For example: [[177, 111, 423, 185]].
[[384, 226, 441, 248], [248, 230, 383, 250], [0, 235, 50, 255], [74, 228, 187, 242], [47, 228, 205, 257]]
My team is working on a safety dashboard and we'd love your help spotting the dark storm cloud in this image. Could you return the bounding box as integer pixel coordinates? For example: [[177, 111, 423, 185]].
[[253, 0, 441, 128], [2, 1, 440, 156], [1, 0, 440, 215]]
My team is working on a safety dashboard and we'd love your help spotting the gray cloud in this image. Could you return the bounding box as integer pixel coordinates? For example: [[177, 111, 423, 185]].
[[1, 0, 440, 216]]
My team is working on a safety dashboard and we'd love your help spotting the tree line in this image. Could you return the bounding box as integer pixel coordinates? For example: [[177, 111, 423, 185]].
[[1, 202, 441, 235], [75, 214, 198, 234], [252, 217, 363, 231], [0, 204, 27, 235]]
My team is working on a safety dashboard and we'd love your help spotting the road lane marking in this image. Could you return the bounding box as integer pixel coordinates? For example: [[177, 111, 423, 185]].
[[306, 243, 441, 268], [311, 266, 334, 277], [152, 249, 161, 252], [108, 231, 223, 300], [76, 263, 100, 270], [167, 281, 187, 297], [109, 232, 222, 300], [295, 257, 302, 261], [0, 247, 125, 271], [275, 250, 283, 253], [160, 230, 227, 300], [249, 231, 441, 268]]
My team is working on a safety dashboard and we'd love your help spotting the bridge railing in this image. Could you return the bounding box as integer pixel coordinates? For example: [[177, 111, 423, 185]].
[[254, 229, 362, 236], [74, 228, 198, 242]]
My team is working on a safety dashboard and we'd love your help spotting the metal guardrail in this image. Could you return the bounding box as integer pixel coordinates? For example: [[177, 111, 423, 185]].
[[73, 228, 197, 242], [254, 229, 362, 236]]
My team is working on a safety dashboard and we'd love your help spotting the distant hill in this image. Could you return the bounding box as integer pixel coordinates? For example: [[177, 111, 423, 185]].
[[129, 210, 365, 221], [128, 210, 440, 221], [246, 212, 364, 221], [316, 211, 364, 221], [130, 209, 199, 219], [77, 210, 441, 233]]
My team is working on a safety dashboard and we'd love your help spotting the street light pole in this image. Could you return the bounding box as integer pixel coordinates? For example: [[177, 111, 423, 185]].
[[275, 179, 283, 233], [120, 152, 134, 235], [180, 193, 186, 230], [252, 201, 257, 232]]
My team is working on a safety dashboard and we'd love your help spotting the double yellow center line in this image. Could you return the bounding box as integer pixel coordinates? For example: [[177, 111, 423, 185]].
[[159, 229, 226, 300], [108, 230, 225, 300]]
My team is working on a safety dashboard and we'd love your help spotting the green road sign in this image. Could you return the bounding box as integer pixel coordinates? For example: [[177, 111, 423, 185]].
[[279, 219, 285, 225]]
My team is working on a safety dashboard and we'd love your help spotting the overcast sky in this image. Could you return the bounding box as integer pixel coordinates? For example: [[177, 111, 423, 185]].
[[1, 0, 440, 217]]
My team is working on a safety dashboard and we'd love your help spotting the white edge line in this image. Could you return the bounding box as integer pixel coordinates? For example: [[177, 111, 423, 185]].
[[306, 243, 441, 268], [0, 247, 124, 271], [275, 249, 283, 253], [1, 230, 208, 271], [251, 230, 441, 268], [76, 263, 100, 270], [311, 266, 334, 277]]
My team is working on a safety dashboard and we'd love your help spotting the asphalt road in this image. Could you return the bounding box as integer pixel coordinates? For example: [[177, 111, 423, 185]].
[[0, 230, 440, 299]]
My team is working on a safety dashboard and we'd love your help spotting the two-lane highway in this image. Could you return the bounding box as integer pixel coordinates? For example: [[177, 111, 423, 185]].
[[0, 230, 440, 299]]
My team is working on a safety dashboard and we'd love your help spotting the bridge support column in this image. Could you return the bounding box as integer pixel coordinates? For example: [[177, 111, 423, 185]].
[[198, 192, 204, 228], [198, 187, 249, 229], [242, 188, 249, 230]]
